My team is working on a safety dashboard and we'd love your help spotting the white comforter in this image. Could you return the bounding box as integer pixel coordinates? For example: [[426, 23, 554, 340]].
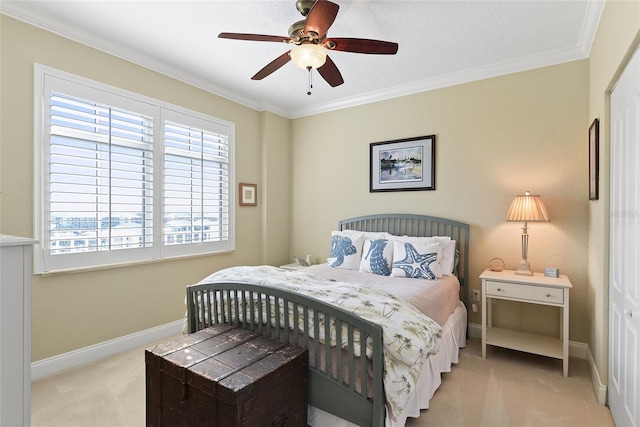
[[196, 265, 443, 420], [303, 263, 461, 326]]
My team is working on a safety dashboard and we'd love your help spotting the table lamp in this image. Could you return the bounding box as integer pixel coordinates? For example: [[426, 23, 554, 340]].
[[506, 191, 550, 275]]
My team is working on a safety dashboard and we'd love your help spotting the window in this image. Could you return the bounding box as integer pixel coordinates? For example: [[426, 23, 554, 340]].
[[161, 110, 231, 258], [34, 65, 235, 273], [48, 92, 154, 256]]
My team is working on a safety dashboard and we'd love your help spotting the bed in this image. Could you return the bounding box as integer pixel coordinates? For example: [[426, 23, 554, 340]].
[[185, 213, 469, 427]]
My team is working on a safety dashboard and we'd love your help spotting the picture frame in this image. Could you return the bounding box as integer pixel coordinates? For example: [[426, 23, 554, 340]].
[[370, 135, 436, 192], [239, 183, 257, 206], [589, 118, 599, 201]]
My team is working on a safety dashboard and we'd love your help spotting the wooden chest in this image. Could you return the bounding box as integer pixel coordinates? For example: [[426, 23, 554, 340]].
[[145, 324, 308, 427]]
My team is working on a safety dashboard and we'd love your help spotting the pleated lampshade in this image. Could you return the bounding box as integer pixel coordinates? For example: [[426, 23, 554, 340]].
[[506, 192, 550, 223]]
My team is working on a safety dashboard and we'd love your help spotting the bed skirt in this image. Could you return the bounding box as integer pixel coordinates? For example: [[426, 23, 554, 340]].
[[308, 302, 467, 427]]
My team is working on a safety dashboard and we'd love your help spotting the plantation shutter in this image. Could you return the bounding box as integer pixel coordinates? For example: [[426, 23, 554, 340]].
[[163, 120, 230, 249], [48, 91, 154, 257]]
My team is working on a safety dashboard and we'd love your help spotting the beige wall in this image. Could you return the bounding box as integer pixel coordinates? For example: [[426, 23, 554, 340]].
[[260, 111, 292, 266], [290, 61, 590, 342], [2, 2, 637, 379], [587, 0, 640, 385], [0, 16, 290, 360]]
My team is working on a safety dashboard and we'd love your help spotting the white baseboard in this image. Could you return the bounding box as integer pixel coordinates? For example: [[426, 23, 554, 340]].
[[569, 340, 588, 359], [467, 322, 482, 340], [31, 319, 184, 382], [587, 346, 608, 405]]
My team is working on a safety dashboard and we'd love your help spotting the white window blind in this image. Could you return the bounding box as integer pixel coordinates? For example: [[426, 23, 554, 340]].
[[34, 65, 235, 273], [49, 92, 154, 255], [164, 121, 229, 247]]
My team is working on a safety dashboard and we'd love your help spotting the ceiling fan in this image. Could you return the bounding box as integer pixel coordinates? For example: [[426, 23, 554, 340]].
[[218, 0, 398, 92]]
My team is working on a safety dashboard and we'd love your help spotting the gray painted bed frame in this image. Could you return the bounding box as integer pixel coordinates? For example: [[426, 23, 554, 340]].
[[186, 213, 470, 427]]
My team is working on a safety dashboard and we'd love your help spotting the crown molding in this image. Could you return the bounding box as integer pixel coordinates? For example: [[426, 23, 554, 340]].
[[1, 6, 291, 118], [578, 0, 605, 56], [2, 1, 601, 120], [291, 44, 589, 118]]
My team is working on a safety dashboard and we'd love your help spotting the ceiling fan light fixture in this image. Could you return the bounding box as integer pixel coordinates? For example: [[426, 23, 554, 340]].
[[290, 44, 327, 70]]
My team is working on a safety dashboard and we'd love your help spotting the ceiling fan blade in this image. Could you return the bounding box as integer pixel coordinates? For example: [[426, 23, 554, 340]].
[[304, 0, 339, 38], [326, 37, 398, 55], [219, 32, 292, 43], [317, 56, 344, 87], [251, 51, 292, 80]]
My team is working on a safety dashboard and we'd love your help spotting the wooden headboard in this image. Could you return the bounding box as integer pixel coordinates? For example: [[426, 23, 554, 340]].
[[338, 213, 470, 310]]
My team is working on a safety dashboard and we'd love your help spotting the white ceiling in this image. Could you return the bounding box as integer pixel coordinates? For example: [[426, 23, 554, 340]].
[[2, 0, 604, 119]]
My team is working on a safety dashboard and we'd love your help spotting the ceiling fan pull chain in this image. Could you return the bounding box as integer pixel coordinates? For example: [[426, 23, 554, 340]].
[[307, 67, 313, 95]]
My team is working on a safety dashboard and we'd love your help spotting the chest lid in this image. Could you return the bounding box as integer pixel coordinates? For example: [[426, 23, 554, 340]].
[[146, 325, 307, 405]]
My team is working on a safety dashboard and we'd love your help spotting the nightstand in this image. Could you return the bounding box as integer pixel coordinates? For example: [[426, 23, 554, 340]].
[[480, 269, 572, 377], [279, 263, 309, 271]]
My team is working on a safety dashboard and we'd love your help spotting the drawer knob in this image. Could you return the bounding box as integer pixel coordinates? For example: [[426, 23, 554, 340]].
[[496, 288, 502, 292], [546, 294, 552, 298]]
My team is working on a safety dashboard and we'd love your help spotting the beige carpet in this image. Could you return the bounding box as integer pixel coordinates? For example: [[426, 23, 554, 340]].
[[32, 337, 614, 427]]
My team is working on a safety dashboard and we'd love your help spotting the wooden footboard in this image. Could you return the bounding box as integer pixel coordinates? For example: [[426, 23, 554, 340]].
[[186, 281, 385, 427]]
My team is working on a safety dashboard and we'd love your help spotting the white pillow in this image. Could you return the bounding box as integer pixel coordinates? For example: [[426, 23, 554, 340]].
[[391, 240, 442, 280], [327, 231, 365, 270], [359, 238, 393, 276], [440, 240, 456, 275], [341, 229, 390, 240], [393, 235, 451, 246]]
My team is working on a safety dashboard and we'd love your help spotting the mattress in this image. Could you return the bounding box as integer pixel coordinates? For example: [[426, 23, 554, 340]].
[[301, 263, 462, 326]]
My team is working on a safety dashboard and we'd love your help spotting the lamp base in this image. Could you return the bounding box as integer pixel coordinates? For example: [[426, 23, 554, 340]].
[[514, 259, 534, 276]]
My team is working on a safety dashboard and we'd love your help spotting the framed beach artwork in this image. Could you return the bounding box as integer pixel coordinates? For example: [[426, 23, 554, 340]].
[[369, 135, 436, 192]]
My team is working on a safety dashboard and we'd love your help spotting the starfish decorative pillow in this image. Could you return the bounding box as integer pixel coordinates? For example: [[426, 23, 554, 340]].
[[391, 241, 443, 280]]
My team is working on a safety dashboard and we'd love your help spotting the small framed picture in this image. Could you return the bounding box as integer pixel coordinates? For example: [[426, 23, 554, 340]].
[[589, 119, 599, 201], [239, 183, 257, 206]]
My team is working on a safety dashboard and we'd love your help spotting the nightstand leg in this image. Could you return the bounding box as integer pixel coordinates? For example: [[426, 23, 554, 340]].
[[563, 289, 569, 377], [482, 281, 487, 359]]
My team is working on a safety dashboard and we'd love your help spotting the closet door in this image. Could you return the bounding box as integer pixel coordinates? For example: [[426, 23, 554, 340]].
[[609, 46, 639, 427]]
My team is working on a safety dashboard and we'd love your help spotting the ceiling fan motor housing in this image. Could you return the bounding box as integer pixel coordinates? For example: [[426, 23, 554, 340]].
[[288, 20, 306, 40], [296, 0, 316, 16]]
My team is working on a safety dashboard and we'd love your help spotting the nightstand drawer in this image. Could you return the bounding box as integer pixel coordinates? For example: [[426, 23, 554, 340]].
[[486, 280, 564, 304]]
